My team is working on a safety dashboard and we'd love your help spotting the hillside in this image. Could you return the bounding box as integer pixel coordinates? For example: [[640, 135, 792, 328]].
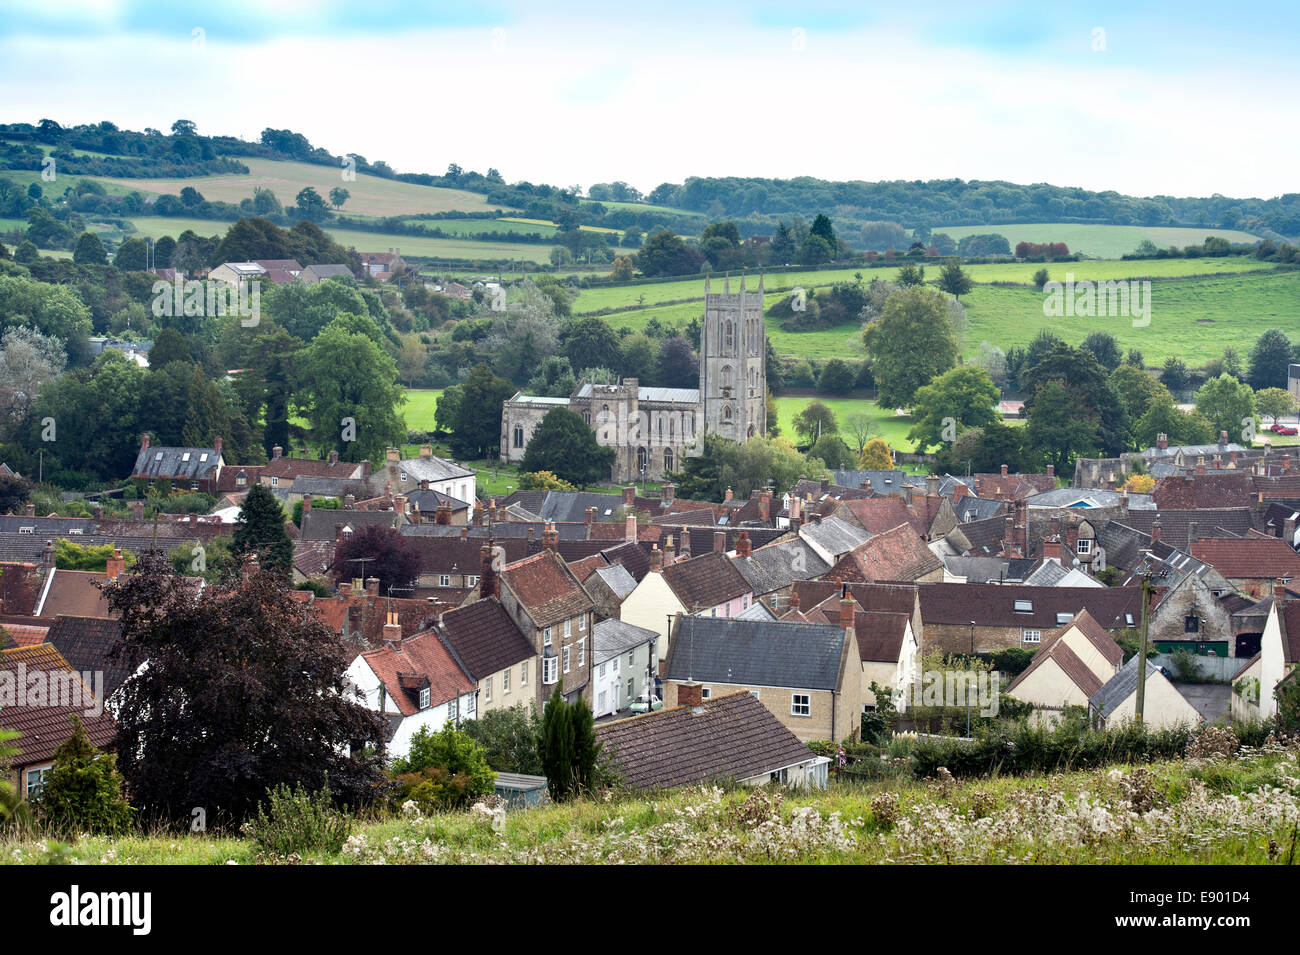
[[5, 744, 1295, 865]]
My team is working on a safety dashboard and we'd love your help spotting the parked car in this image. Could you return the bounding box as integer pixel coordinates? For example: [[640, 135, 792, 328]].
[[1273, 425, 1298, 436], [629, 694, 663, 714]]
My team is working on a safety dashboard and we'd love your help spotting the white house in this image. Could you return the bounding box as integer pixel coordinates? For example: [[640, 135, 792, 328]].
[[592, 618, 659, 717], [345, 626, 478, 761]]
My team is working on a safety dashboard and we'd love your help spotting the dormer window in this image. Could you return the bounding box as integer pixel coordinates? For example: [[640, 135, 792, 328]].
[[1056, 613, 1072, 625]]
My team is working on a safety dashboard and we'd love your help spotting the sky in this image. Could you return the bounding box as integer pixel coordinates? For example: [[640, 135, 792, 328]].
[[1, 0, 1296, 199]]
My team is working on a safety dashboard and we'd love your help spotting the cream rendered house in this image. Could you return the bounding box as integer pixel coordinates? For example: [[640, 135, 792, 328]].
[[1089, 656, 1201, 730], [1005, 610, 1124, 721]]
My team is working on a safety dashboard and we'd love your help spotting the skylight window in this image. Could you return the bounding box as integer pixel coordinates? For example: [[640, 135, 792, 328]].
[[1013, 600, 1033, 613]]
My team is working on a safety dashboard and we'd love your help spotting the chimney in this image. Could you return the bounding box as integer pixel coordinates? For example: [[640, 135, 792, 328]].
[[714, 530, 726, 553], [1188, 521, 1198, 545], [344, 493, 356, 508], [42, 539, 55, 571], [680, 527, 691, 557], [394, 495, 408, 516], [542, 522, 559, 551], [585, 506, 596, 528], [1151, 519, 1162, 543], [759, 488, 772, 523], [92, 504, 103, 520], [1003, 514, 1015, 556], [1284, 455, 1293, 474], [1157, 433, 1168, 451], [1219, 430, 1229, 448], [131, 500, 144, 521], [419, 479, 430, 492], [272, 445, 283, 460], [214, 435, 222, 456], [1047, 464, 1055, 479], [473, 501, 484, 525], [1284, 513, 1297, 544], [664, 534, 675, 563], [1119, 489, 1129, 518], [1066, 516, 1079, 555], [737, 531, 752, 558], [328, 450, 339, 465], [25, 502, 36, 517], [1000, 463, 1008, 477], [420, 444, 433, 460], [302, 494, 312, 515], [1275, 578, 1289, 602], [352, 577, 364, 593], [385, 447, 401, 463], [460, 526, 468, 539], [677, 681, 704, 710], [724, 486, 733, 503], [365, 576, 379, 597], [926, 474, 940, 496], [649, 545, 663, 572], [625, 513, 637, 543], [383, 610, 402, 644], [240, 553, 258, 584], [790, 495, 802, 530], [1042, 534, 1062, 562], [487, 499, 497, 524], [436, 501, 452, 525], [838, 580, 855, 629], [479, 540, 500, 598], [339, 581, 352, 599], [661, 482, 675, 506], [1196, 458, 1206, 476], [622, 485, 635, 507], [789, 588, 800, 612], [140, 433, 150, 452]]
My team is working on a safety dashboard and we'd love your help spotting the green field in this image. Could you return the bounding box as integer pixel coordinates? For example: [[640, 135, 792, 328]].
[[774, 395, 919, 451], [402, 388, 444, 430], [937, 222, 1263, 259], [100, 158, 503, 218]]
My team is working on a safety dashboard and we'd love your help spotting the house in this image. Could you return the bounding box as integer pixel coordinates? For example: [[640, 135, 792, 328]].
[[130, 433, 224, 493], [1189, 538, 1300, 600], [0, 644, 118, 799], [298, 263, 355, 284], [825, 523, 944, 583], [591, 618, 658, 717], [730, 534, 830, 600], [581, 562, 638, 621], [854, 608, 919, 712], [1006, 610, 1124, 719], [491, 546, 596, 708], [345, 627, 477, 761], [260, 447, 368, 495], [595, 689, 830, 791], [407, 535, 527, 590], [621, 549, 754, 660], [435, 597, 537, 716], [662, 615, 863, 742], [364, 446, 476, 509], [358, 249, 406, 281], [1235, 589, 1300, 720], [208, 261, 267, 285], [1089, 655, 1201, 730]]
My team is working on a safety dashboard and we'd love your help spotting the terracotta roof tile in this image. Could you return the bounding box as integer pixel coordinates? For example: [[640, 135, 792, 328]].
[[0, 644, 118, 767], [359, 633, 474, 717], [500, 550, 594, 628]]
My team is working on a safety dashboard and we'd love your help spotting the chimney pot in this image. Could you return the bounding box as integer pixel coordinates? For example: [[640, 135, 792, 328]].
[[737, 531, 752, 558], [365, 576, 379, 597], [1000, 464, 1008, 477]]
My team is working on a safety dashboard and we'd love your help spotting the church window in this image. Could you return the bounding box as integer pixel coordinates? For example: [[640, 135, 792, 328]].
[[513, 426, 524, 448], [723, 406, 732, 421], [664, 448, 674, 472], [636, 447, 648, 473], [724, 320, 734, 352]]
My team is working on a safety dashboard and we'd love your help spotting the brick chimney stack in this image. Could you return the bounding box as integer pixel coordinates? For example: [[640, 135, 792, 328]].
[[724, 486, 733, 503], [790, 494, 802, 531], [365, 577, 380, 597], [662, 482, 675, 506], [1157, 433, 1168, 451], [737, 531, 752, 558], [131, 500, 144, 521], [435, 501, 452, 525], [473, 501, 484, 525], [625, 512, 637, 543], [789, 588, 800, 612], [714, 530, 726, 553], [1275, 578, 1289, 602], [677, 681, 703, 709], [585, 506, 596, 528], [680, 527, 691, 557], [487, 499, 497, 524], [542, 522, 559, 551], [213, 435, 222, 456], [1000, 463, 1008, 477], [1151, 519, 1162, 543], [838, 579, 855, 629], [663, 534, 675, 563], [622, 485, 636, 507], [140, 433, 150, 453], [1047, 464, 1055, 479], [479, 540, 500, 598], [649, 545, 663, 572], [383, 610, 402, 644], [758, 489, 772, 523], [1219, 430, 1229, 448], [272, 445, 283, 459]]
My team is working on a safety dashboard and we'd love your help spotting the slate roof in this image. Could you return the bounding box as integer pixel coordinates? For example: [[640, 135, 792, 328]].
[[1280, 601, 1300, 665], [660, 551, 751, 613], [595, 691, 817, 791], [301, 509, 400, 542], [1116, 508, 1258, 548], [407, 535, 528, 575], [954, 515, 1007, 555], [500, 550, 595, 628], [853, 610, 910, 663], [435, 597, 535, 681], [731, 539, 830, 596], [599, 540, 652, 582], [790, 580, 918, 618], [0, 644, 118, 766], [830, 470, 916, 494], [665, 617, 846, 690], [384, 455, 475, 484], [131, 445, 221, 482], [953, 496, 1006, 523], [1090, 655, 1163, 719], [592, 618, 657, 664], [44, 615, 141, 702], [799, 516, 871, 559], [592, 563, 637, 600]]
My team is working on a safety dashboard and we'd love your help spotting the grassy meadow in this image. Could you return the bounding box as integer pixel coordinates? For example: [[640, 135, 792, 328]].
[[937, 222, 1263, 259]]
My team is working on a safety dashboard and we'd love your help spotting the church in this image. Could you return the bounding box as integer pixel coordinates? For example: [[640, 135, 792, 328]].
[[500, 273, 767, 482]]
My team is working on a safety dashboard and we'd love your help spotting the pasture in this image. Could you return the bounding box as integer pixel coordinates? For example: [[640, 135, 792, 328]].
[[935, 222, 1262, 259]]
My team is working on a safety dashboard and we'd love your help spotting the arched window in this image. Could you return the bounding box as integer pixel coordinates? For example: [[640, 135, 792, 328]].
[[723, 405, 732, 421], [724, 320, 734, 352], [582, 411, 590, 425], [636, 447, 647, 473], [747, 424, 755, 439], [668, 416, 675, 438], [513, 426, 524, 448], [664, 448, 674, 472], [658, 414, 663, 439], [721, 365, 733, 392]]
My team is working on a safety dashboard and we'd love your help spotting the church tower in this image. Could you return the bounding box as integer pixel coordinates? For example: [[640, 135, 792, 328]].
[[699, 273, 766, 442]]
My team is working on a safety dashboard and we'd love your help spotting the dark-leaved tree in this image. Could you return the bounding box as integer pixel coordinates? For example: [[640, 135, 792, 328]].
[[101, 553, 386, 827], [331, 525, 421, 596]]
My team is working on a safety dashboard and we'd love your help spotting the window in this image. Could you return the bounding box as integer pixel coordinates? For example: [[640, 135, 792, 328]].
[[613, 657, 619, 673], [271, 476, 279, 487], [543, 626, 551, 647], [791, 694, 811, 717], [439, 574, 451, 587], [627, 651, 634, 668], [627, 677, 633, 697], [1023, 629, 1042, 644], [465, 695, 476, 718], [400, 471, 408, 483], [513, 426, 524, 449], [563, 646, 571, 674], [1077, 539, 1092, 555], [599, 662, 606, 678], [1124, 613, 1136, 627], [181, 452, 190, 462], [190, 482, 199, 491], [578, 639, 586, 667], [521, 661, 528, 685], [1185, 615, 1199, 633], [1056, 613, 1072, 625], [598, 691, 606, 712], [1013, 600, 1033, 614], [503, 668, 510, 693], [467, 575, 478, 587], [485, 676, 492, 702], [236, 474, 247, 487], [701, 687, 711, 700], [25, 767, 48, 798], [564, 618, 571, 638], [578, 613, 585, 632], [543, 657, 558, 684], [419, 687, 430, 709], [769, 768, 789, 785]]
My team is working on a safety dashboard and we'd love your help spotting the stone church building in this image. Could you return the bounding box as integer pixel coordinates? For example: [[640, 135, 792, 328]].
[[501, 273, 767, 482]]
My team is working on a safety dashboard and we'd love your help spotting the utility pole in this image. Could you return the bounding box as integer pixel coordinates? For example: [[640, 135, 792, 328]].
[[1135, 570, 1153, 725]]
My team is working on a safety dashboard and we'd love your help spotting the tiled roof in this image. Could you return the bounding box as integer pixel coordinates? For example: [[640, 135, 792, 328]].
[[973, 472, 1056, 501], [592, 618, 657, 663], [791, 579, 918, 617], [836, 498, 927, 537], [661, 551, 751, 612], [359, 633, 474, 717], [596, 692, 817, 791], [500, 550, 594, 628], [436, 597, 535, 681], [853, 610, 910, 663], [918, 583, 1144, 630], [1, 623, 47, 647], [599, 541, 651, 582], [1118, 508, 1258, 548], [665, 617, 846, 691], [1006, 609, 1123, 694], [0, 644, 118, 767], [262, 455, 364, 481], [1189, 538, 1300, 580], [731, 539, 830, 596], [35, 569, 116, 619], [407, 535, 527, 575], [1153, 474, 1254, 509], [44, 616, 141, 701], [828, 523, 942, 583], [1281, 601, 1300, 665]]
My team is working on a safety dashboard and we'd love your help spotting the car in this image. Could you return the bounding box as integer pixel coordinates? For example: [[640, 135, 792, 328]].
[[628, 694, 663, 714], [1274, 425, 1299, 436]]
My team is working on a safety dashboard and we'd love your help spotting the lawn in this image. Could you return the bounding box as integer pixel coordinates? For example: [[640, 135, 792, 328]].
[[100, 158, 504, 218], [402, 388, 444, 431], [773, 395, 920, 452]]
